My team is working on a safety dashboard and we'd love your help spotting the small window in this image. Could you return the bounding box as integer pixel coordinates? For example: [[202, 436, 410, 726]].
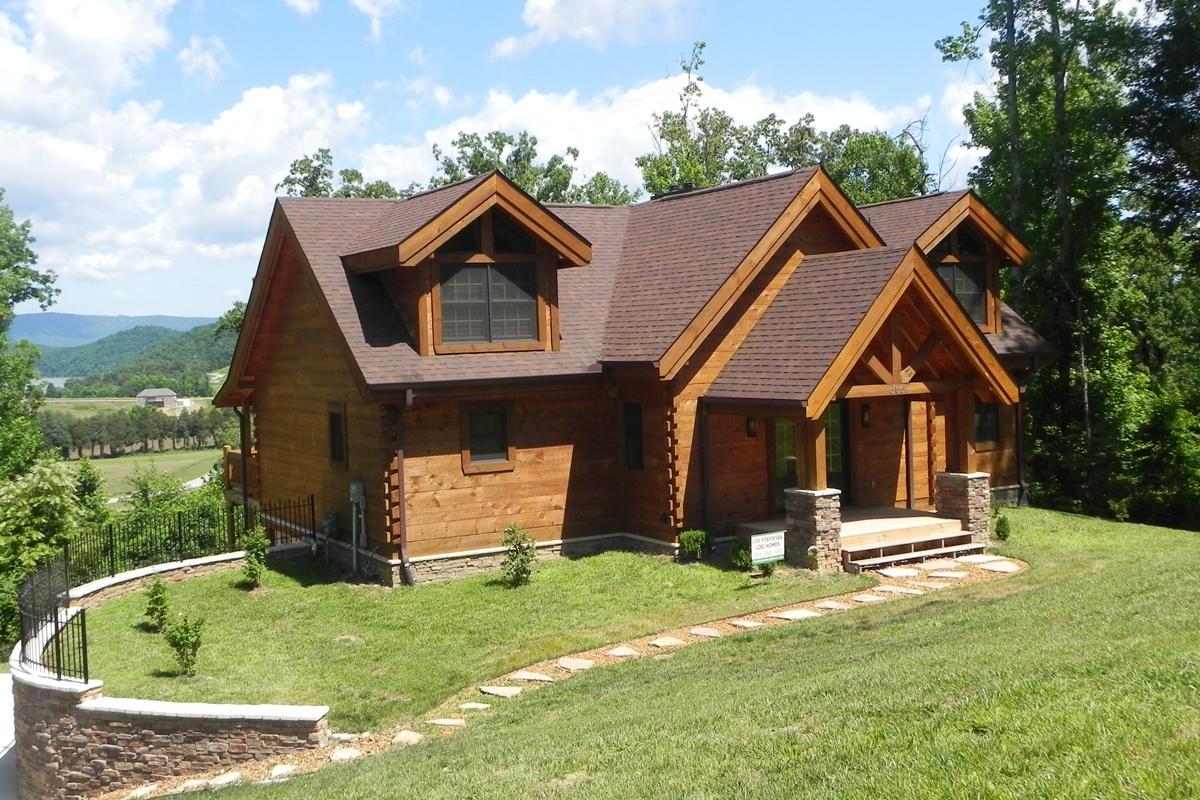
[[443, 219, 482, 252], [932, 224, 991, 327], [492, 213, 536, 253], [440, 263, 537, 344], [461, 405, 515, 474], [974, 402, 1000, 447], [624, 403, 644, 470], [328, 406, 347, 466]]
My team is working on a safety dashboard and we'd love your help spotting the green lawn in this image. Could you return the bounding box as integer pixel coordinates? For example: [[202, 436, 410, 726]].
[[43, 396, 213, 417], [86, 553, 870, 730], [80, 447, 223, 497], [210, 508, 1200, 799]]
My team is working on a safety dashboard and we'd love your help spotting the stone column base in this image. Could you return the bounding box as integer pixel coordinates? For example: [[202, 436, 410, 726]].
[[784, 488, 842, 573], [935, 472, 991, 546]]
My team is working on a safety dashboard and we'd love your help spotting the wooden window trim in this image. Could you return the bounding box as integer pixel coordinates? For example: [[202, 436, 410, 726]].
[[328, 402, 349, 470], [932, 224, 998, 334], [430, 215, 556, 354], [460, 402, 516, 475]]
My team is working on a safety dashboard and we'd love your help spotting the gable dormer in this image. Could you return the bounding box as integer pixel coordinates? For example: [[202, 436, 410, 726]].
[[339, 171, 592, 357]]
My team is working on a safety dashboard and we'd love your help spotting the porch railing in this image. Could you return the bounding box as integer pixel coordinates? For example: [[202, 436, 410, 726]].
[[223, 445, 259, 499]]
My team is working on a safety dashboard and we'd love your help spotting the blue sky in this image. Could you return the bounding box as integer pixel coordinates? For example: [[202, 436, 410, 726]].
[[2, 0, 997, 318]]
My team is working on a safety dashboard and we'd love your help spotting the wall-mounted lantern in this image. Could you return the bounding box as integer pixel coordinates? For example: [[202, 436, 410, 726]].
[[746, 417, 758, 438], [861, 404, 872, 429]]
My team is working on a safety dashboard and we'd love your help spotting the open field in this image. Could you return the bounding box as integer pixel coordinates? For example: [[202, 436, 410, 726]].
[[85, 554, 870, 731], [43, 397, 214, 417], [75, 447, 222, 497], [202, 508, 1200, 799]]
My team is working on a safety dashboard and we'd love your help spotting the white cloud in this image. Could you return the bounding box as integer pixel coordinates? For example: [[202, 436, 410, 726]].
[[177, 35, 231, 84], [494, 0, 694, 58], [407, 45, 427, 65], [222, 287, 246, 300], [349, 0, 406, 43], [284, 0, 319, 15], [111, 289, 128, 301]]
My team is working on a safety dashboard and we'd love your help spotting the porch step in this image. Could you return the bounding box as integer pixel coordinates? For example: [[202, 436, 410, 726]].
[[840, 517, 965, 549], [846, 541, 985, 573]]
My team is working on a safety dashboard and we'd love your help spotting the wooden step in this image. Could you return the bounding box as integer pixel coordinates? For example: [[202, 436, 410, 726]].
[[841, 528, 972, 555], [846, 542, 984, 572], [840, 518, 965, 549]]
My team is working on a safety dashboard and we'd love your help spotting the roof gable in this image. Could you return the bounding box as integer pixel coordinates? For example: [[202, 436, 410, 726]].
[[862, 190, 1030, 264]]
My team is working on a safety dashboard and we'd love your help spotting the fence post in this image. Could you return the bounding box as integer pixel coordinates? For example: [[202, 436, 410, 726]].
[[106, 523, 116, 577], [80, 609, 90, 683], [52, 596, 64, 681], [176, 511, 185, 562]]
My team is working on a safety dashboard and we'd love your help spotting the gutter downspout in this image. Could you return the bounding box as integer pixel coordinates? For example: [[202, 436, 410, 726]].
[[394, 396, 415, 587]]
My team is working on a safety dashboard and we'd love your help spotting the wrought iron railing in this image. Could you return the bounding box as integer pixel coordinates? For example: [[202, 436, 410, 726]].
[[18, 554, 89, 682]]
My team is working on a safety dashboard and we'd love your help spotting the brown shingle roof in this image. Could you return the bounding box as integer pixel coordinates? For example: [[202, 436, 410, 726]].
[[342, 173, 492, 256], [706, 247, 911, 404], [988, 303, 1056, 361], [860, 191, 966, 246], [601, 167, 820, 362]]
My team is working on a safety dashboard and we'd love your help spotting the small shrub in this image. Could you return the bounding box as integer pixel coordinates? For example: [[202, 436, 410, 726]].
[[758, 560, 777, 578], [144, 576, 169, 632], [994, 513, 1012, 542], [500, 524, 536, 587], [679, 529, 708, 562], [729, 538, 752, 571], [239, 522, 270, 588], [163, 614, 204, 677]]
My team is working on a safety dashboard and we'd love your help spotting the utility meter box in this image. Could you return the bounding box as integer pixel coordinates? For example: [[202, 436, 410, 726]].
[[349, 481, 365, 505]]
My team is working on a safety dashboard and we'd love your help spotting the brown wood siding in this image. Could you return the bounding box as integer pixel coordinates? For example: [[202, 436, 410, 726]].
[[847, 397, 934, 509], [616, 379, 676, 541], [974, 404, 1019, 486], [401, 387, 620, 557], [706, 412, 769, 532], [250, 240, 390, 549], [669, 208, 855, 530]]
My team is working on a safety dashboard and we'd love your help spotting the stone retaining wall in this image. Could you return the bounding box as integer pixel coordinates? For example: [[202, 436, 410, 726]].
[[11, 547, 329, 800], [784, 488, 843, 573], [935, 471, 992, 546]]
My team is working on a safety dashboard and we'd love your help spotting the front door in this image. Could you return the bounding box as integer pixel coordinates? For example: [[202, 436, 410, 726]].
[[825, 401, 850, 498], [770, 418, 797, 514]]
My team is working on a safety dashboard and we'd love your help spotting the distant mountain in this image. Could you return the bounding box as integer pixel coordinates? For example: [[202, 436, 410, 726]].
[[36, 326, 184, 377], [12, 312, 217, 348]]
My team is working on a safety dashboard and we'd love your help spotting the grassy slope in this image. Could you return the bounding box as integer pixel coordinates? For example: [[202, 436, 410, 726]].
[[86, 447, 222, 496], [215, 509, 1200, 799], [85, 555, 869, 730], [43, 397, 213, 417]]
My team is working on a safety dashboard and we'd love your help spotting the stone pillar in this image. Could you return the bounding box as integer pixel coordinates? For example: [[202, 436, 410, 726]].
[[784, 488, 842, 573], [935, 472, 991, 545]]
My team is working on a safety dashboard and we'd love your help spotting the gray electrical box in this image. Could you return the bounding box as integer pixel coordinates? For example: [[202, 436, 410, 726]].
[[349, 481, 365, 505]]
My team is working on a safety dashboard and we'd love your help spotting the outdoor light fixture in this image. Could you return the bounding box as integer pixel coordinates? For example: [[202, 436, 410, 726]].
[[861, 404, 872, 429], [746, 417, 758, 437]]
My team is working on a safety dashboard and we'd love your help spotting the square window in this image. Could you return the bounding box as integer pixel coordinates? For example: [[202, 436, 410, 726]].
[[461, 405, 515, 474], [974, 402, 1000, 447]]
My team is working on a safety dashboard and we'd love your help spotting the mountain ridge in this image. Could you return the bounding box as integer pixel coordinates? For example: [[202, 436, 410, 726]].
[[12, 312, 217, 348]]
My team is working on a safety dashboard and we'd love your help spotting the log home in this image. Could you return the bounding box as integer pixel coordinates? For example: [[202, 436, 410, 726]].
[[215, 168, 1052, 583]]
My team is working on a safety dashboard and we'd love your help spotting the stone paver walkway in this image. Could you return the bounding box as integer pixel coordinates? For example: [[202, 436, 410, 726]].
[[105, 553, 1027, 799]]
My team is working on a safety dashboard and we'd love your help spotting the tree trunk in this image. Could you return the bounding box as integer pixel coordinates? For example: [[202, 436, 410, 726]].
[[1005, 0, 1024, 308]]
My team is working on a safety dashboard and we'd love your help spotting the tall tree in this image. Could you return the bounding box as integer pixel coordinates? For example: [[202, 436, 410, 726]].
[[276, 148, 412, 199]]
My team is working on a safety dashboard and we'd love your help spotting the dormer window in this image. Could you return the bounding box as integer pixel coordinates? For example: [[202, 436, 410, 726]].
[[431, 210, 553, 353], [929, 223, 993, 329]]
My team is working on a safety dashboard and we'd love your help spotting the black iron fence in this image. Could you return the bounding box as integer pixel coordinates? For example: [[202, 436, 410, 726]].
[[17, 495, 315, 683], [17, 553, 89, 682]]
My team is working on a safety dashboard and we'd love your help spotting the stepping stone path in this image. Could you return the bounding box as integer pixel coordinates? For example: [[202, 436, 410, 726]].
[[606, 645, 640, 658], [270, 765, 298, 779], [911, 581, 950, 590], [979, 559, 1020, 573], [329, 748, 362, 763], [689, 626, 722, 638], [730, 619, 763, 629], [459, 702, 490, 711], [331, 732, 357, 743], [957, 554, 1004, 564], [768, 608, 822, 621], [557, 657, 595, 672], [816, 600, 852, 611], [650, 636, 685, 648], [929, 570, 968, 580], [879, 566, 921, 578], [428, 718, 466, 728], [178, 779, 208, 792], [392, 730, 425, 746], [875, 585, 925, 596], [479, 685, 522, 698], [852, 593, 887, 604], [126, 785, 158, 799], [919, 559, 960, 571], [510, 669, 555, 682], [209, 772, 242, 788]]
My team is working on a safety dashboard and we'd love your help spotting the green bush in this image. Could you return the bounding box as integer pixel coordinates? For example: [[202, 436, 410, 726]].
[[759, 560, 776, 578], [679, 529, 708, 562], [729, 538, 753, 571], [994, 513, 1012, 541], [500, 524, 536, 587], [239, 522, 270, 588], [144, 576, 169, 632], [163, 613, 204, 677]]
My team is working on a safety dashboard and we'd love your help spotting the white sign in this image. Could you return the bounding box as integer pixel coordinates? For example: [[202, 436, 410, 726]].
[[751, 532, 785, 565]]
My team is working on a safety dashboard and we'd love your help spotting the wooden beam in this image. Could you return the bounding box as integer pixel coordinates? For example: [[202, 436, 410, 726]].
[[801, 417, 827, 490], [861, 354, 892, 384], [902, 334, 941, 383], [904, 399, 915, 510], [840, 379, 982, 400], [948, 390, 976, 473], [890, 315, 902, 383]]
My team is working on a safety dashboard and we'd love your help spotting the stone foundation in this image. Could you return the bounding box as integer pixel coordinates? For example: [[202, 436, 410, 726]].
[[935, 471, 991, 546], [991, 484, 1027, 508], [784, 488, 843, 573], [389, 533, 678, 585]]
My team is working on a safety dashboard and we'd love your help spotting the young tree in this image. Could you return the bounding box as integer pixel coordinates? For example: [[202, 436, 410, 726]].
[[213, 300, 245, 338]]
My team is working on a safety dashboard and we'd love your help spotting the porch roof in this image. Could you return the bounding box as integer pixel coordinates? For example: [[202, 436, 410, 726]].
[[705, 247, 910, 406]]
